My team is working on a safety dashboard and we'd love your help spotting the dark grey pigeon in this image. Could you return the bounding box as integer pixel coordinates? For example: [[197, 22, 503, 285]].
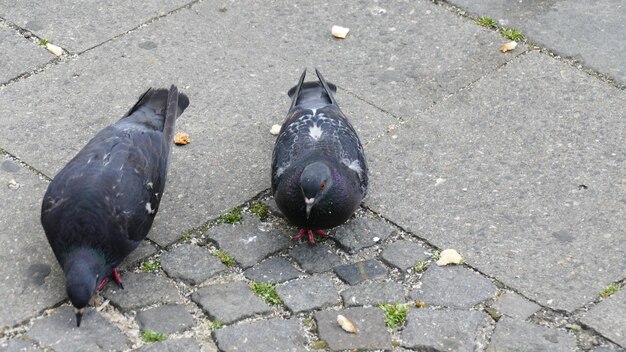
[[41, 85, 189, 326], [271, 69, 368, 244]]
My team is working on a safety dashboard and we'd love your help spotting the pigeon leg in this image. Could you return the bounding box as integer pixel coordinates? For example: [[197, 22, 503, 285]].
[[97, 276, 110, 291], [111, 268, 124, 289]]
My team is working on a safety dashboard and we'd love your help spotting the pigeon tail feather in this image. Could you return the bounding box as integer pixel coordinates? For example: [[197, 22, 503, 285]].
[[287, 69, 337, 110], [314, 68, 338, 106], [288, 69, 308, 110], [123, 86, 189, 128]]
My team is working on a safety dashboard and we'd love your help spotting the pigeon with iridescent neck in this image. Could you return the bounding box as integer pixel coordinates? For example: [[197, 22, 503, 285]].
[[271, 69, 368, 244], [41, 85, 189, 326]]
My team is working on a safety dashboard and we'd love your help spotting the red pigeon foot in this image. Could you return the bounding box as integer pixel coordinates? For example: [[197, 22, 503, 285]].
[[293, 229, 332, 244], [97, 268, 124, 291]]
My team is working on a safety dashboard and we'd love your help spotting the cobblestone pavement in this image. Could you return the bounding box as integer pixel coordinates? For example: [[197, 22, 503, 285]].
[[1, 0, 624, 351]]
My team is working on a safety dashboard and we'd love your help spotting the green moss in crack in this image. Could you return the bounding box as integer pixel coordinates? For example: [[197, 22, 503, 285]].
[[218, 207, 243, 224]]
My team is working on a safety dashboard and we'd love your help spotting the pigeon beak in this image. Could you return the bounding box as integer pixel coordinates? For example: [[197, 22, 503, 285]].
[[305, 197, 315, 219], [75, 308, 84, 327]]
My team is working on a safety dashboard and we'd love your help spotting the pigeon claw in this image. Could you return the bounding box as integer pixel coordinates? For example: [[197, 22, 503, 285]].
[[293, 228, 332, 244], [96, 268, 124, 291], [111, 268, 124, 289], [293, 228, 307, 241]]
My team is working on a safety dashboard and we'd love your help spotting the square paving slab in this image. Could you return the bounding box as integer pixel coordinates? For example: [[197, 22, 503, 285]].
[[0, 157, 65, 327], [0, 25, 54, 83], [447, 0, 626, 84], [0, 0, 191, 53], [0, 5, 395, 247], [197, 0, 525, 120], [365, 51, 626, 312]]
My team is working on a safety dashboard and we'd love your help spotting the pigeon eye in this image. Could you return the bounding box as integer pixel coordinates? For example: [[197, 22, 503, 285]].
[[320, 181, 327, 190]]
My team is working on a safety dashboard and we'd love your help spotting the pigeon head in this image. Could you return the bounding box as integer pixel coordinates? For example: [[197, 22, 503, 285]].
[[63, 248, 106, 326], [300, 162, 332, 219]]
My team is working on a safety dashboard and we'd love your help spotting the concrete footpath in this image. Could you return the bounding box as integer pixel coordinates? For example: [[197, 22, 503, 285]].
[[0, 0, 624, 351]]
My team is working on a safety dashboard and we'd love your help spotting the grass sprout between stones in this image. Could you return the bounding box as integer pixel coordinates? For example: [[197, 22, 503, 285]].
[[476, 16, 497, 29], [212, 249, 236, 267], [141, 330, 167, 342], [249, 281, 281, 305], [310, 340, 328, 349], [500, 27, 524, 41], [599, 283, 621, 298], [208, 320, 223, 330], [181, 231, 192, 242], [475, 16, 524, 41], [249, 202, 269, 220], [414, 261, 429, 273], [38, 38, 52, 46], [431, 250, 441, 261], [141, 259, 161, 272], [218, 206, 243, 223], [379, 303, 408, 329]]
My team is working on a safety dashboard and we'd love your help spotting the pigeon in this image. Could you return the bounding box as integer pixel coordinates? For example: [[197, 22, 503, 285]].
[[271, 69, 368, 244], [41, 85, 189, 326]]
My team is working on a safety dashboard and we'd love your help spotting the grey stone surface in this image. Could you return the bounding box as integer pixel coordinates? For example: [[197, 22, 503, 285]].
[[26, 306, 130, 351], [332, 216, 395, 253], [401, 309, 488, 351], [138, 338, 201, 352], [593, 347, 622, 352], [334, 259, 389, 285], [214, 318, 306, 352], [0, 1, 190, 53], [490, 291, 541, 320], [244, 257, 303, 284], [201, 0, 524, 120], [160, 244, 227, 285], [1, 0, 624, 349], [0, 156, 65, 327], [191, 281, 271, 324], [578, 288, 626, 348], [380, 239, 429, 271], [315, 307, 392, 351], [290, 243, 343, 274], [102, 272, 181, 311], [487, 317, 578, 352], [0, 14, 289, 248], [0, 26, 53, 83], [411, 265, 497, 308], [276, 276, 341, 313], [0, 4, 393, 248], [207, 216, 292, 268], [447, 0, 626, 84], [136, 304, 194, 334], [341, 281, 406, 307], [121, 240, 159, 270], [366, 51, 626, 311], [0, 338, 42, 352]]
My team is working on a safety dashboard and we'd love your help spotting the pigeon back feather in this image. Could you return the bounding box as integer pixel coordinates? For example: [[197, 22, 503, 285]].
[[41, 86, 189, 315]]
